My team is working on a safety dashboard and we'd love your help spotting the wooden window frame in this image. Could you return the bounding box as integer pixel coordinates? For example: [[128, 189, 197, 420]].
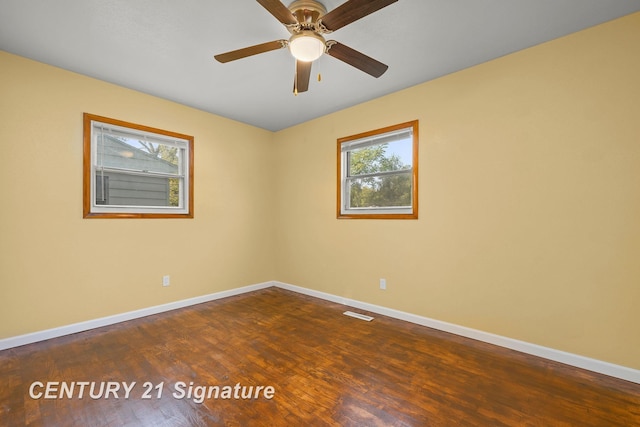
[[337, 120, 418, 220], [83, 113, 194, 219]]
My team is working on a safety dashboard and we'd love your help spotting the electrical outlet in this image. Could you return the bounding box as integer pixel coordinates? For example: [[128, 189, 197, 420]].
[[162, 275, 170, 287], [379, 278, 386, 290]]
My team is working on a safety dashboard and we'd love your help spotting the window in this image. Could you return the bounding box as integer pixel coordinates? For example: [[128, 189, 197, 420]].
[[83, 113, 194, 218], [337, 120, 418, 219]]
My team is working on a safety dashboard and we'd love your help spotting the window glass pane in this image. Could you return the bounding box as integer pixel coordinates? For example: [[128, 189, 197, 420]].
[[348, 137, 412, 177], [347, 171, 412, 208], [97, 134, 181, 175], [96, 171, 179, 207]]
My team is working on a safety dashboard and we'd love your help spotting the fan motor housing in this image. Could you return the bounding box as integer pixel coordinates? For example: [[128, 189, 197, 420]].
[[288, 0, 326, 27]]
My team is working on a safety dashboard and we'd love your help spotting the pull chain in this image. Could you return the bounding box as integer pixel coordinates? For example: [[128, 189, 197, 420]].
[[294, 61, 298, 96]]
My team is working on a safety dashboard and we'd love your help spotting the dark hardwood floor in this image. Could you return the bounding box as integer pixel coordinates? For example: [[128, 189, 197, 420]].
[[1, 287, 638, 426]]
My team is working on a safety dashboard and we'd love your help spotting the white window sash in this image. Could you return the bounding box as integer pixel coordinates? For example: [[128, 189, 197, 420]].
[[341, 128, 413, 152], [92, 122, 188, 149], [340, 126, 415, 214], [89, 120, 190, 213]]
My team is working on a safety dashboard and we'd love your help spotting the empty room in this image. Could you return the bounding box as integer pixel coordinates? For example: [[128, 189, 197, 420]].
[[1, 1, 639, 425]]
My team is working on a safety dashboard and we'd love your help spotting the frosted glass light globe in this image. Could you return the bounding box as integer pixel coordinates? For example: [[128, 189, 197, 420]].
[[289, 31, 325, 62]]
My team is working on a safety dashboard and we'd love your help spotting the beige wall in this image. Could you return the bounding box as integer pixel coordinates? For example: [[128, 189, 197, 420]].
[[0, 51, 276, 337], [1, 12, 639, 370], [273, 13, 640, 369]]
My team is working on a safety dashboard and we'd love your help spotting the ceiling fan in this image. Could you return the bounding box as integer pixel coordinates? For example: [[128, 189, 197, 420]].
[[214, 0, 398, 94]]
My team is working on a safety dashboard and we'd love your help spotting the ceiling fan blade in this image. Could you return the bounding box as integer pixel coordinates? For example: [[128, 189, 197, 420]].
[[214, 40, 287, 63], [325, 41, 388, 78], [256, 0, 299, 26], [294, 60, 312, 94], [319, 0, 398, 32]]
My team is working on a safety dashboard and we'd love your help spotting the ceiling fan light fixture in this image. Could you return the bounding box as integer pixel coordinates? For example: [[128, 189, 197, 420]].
[[289, 31, 325, 62]]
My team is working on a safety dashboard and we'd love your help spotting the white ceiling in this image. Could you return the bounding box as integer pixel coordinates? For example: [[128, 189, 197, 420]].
[[1, 0, 639, 131]]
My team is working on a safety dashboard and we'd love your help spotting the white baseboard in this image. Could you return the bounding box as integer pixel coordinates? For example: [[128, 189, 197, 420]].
[[1, 279, 638, 384], [273, 281, 640, 385], [0, 281, 274, 351]]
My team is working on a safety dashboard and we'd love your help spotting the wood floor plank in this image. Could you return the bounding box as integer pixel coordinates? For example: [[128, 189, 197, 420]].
[[0, 287, 638, 426]]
